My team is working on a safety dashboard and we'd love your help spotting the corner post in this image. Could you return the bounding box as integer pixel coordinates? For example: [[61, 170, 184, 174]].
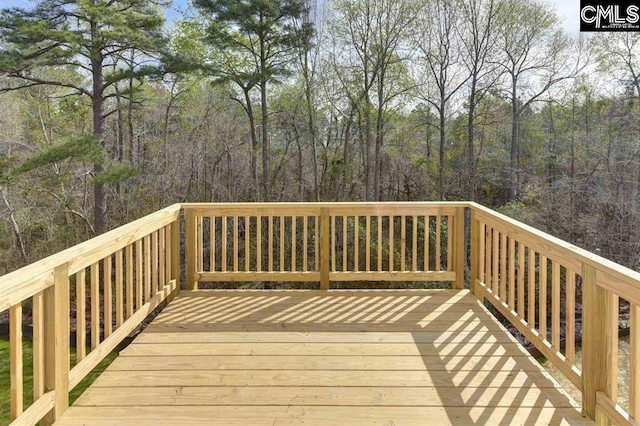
[[43, 263, 69, 425], [170, 211, 181, 299], [320, 208, 330, 290], [581, 263, 618, 420], [185, 208, 197, 291], [454, 207, 466, 289]]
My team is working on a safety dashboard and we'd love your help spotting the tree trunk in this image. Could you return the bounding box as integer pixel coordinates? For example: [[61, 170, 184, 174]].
[[509, 80, 518, 201], [467, 79, 477, 201], [91, 21, 106, 235], [244, 88, 260, 202]]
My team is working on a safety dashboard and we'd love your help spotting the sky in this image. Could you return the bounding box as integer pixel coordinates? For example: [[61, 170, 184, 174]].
[[0, 0, 581, 34]]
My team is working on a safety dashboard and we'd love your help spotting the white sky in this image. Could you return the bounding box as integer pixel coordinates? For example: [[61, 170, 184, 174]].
[[548, 0, 580, 34]]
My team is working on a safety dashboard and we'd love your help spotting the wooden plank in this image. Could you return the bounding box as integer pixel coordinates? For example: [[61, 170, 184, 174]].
[[500, 233, 507, 299], [378, 215, 383, 272], [10, 303, 23, 420], [424, 215, 429, 271], [159, 227, 166, 289], [303, 216, 308, 272], [492, 228, 499, 293], [354, 216, 359, 272], [435, 215, 441, 271], [234, 216, 239, 272], [75, 270, 86, 361], [528, 249, 536, 327], [292, 216, 297, 272], [582, 264, 619, 419], [454, 209, 465, 289], [330, 271, 456, 282], [115, 250, 123, 327], [90, 262, 99, 349], [343, 216, 347, 272], [331, 216, 336, 272], [222, 216, 228, 273], [74, 385, 574, 408], [508, 237, 515, 308], [55, 406, 592, 426], [68, 280, 177, 390], [268, 216, 273, 272], [144, 234, 151, 299], [314, 216, 319, 271], [91, 369, 556, 388], [196, 272, 321, 282], [401, 216, 406, 271], [135, 239, 143, 309], [596, 392, 640, 426], [632, 303, 640, 418], [245, 216, 250, 272], [470, 215, 480, 297], [566, 269, 576, 364], [196, 216, 203, 273], [104, 255, 112, 338], [121, 342, 525, 357], [257, 217, 262, 272], [320, 209, 330, 290], [366, 216, 371, 272], [150, 231, 158, 296], [280, 216, 285, 272], [539, 255, 548, 341], [412, 215, 418, 272], [552, 261, 560, 349], [126, 245, 133, 319], [8, 391, 55, 426], [210, 216, 216, 272], [517, 242, 525, 317], [485, 226, 491, 288], [33, 291, 45, 398], [389, 216, 394, 272]]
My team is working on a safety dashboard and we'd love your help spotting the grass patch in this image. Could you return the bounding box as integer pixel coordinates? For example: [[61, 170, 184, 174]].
[[0, 337, 119, 424]]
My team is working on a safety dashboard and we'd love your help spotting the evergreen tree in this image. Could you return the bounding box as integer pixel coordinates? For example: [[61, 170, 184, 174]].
[[0, 0, 168, 233]]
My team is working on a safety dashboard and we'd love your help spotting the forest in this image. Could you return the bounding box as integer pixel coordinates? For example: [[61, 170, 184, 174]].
[[0, 0, 638, 276]]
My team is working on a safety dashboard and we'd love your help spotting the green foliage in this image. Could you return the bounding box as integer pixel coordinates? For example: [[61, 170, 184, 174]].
[[13, 135, 104, 175]]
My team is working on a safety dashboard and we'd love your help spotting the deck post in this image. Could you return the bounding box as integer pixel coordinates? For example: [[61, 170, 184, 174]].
[[185, 209, 197, 290], [454, 207, 465, 289], [320, 208, 330, 290], [581, 263, 618, 420], [470, 208, 480, 297], [43, 263, 70, 425], [170, 214, 181, 297]]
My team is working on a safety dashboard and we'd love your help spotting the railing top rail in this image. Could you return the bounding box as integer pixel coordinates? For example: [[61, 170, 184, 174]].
[[182, 201, 471, 208], [470, 202, 640, 304], [0, 203, 181, 311]]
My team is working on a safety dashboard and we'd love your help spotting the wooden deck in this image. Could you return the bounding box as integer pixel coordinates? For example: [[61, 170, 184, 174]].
[[56, 289, 592, 425]]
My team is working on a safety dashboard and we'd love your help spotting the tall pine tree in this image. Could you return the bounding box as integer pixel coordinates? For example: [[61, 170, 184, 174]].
[[0, 0, 167, 233]]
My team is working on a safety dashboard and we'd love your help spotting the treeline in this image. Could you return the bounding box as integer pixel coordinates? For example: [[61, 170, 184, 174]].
[[1, 0, 640, 274]]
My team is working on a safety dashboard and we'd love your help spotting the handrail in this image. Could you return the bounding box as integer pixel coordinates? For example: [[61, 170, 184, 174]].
[[2, 204, 181, 425]]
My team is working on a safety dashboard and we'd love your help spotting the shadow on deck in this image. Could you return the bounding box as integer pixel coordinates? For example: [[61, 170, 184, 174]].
[[56, 289, 592, 425]]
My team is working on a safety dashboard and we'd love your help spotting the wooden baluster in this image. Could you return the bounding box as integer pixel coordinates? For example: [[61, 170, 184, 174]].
[[552, 261, 561, 349], [185, 211, 196, 290], [508, 238, 515, 308], [159, 227, 166, 288], [268, 216, 273, 272], [435, 215, 441, 271], [631, 303, 640, 418], [303, 216, 308, 272], [314, 216, 319, 271], [91, 262, 100, 349], [165, 225, 172, 288], [492, 228, 499, 293], [401, 216, 406, 271], [343, 216, 347, 272], [292, 216, 297, 272], [33, 291, 45, 399], [454, 209, 465, 289], [197, 216, 203, 273], [10, 303, 23, 420], [76, 270, 86, 360], [234, 216, 239, 272], [412, 215, 418, 272], [332, 216, 336, 272], [320, 209, 330, 290], [280, 216, 285, 272], [246, 216, 251, 271], [424, 215, 430, 271], [354, 216, 359, 272], [378, 215, 383, 272], [366, 216, 371, 272], [126, 245, 133, 319], [104, 255, 112, 337], [582, 263, 618, 419], [222, 216, 228, 273], [566, 269, 576, 364], [389, 216, 394, 272], [211, 216, 216, 272], [485, 226, 492, 287], [257, 217, 262, 272], [116, 249, 124, 328], [517, 242, 525, 317], [528, 249, 536, 326], [135, 239, 143, 308], [446, 215, 452, 271], [500, 233, 507, 299], [144, 234, 151, 300], [539, 255, 548, 340], [477, 221, 485, 295]]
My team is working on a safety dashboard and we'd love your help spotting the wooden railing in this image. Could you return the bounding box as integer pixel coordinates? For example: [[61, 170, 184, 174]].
[[0, 204, 180, 425], [4, 201, 640, 424], [182, 202, 467, 290], [471, 202, 640, 425]]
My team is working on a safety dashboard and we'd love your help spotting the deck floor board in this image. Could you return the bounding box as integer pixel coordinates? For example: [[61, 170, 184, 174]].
[[57, 289, 592, 425]]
